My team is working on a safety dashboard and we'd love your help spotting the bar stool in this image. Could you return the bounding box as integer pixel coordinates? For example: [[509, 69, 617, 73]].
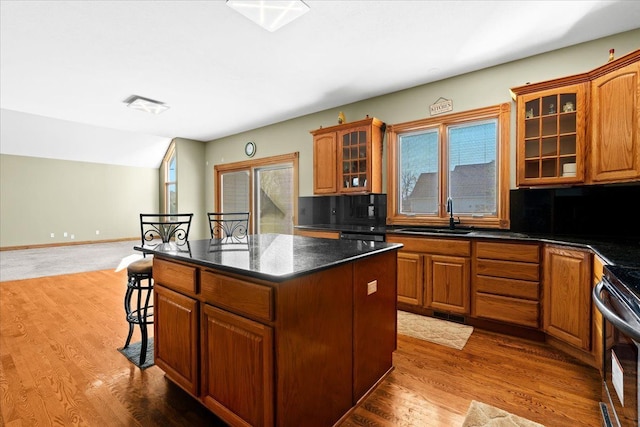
[[207, 212, 250, 241], [123, 213, 193, 366]]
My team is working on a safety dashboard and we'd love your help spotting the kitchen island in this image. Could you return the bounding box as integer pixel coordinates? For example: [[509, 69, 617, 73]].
[[136, 234, 402, 427]]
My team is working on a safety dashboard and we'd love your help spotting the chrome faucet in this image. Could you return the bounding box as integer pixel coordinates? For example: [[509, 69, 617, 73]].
[[446, 197, 461, 229]]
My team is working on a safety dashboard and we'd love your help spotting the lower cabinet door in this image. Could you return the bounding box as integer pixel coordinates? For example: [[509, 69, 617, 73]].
[[154, 285, 199, 395], [397, 251, 423, 306], [425, 255, 470, 314], [200, 304, 274, 427]]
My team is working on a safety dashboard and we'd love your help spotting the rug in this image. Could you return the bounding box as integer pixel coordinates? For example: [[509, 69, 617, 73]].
[[462, 400, 545, 427], [397, 310, 473, 350], [118, 338, 154, 370]]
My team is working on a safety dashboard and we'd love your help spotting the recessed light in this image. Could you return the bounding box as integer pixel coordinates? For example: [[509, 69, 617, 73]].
[[124, 95, 170, 115], [226, 0, 310, 32]]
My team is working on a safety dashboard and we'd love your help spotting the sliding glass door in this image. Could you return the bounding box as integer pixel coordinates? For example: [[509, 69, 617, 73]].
[[216, 153, 298, 235]]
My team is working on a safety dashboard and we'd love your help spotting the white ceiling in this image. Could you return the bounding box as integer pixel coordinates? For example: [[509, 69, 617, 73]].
[[1, 0, 640, 168]]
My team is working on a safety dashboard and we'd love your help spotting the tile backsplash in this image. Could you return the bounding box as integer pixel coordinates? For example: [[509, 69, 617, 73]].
[[510, 183, 640, 240], [298, 194, 387, 227]]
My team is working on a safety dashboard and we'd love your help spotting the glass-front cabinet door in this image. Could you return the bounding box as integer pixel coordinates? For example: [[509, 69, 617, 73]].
[[515, 83, 587, 187], [338, 125, 369, 192]]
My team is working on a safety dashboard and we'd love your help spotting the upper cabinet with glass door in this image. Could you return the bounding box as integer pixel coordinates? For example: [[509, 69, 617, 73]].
[[311, 116, 385, 194], [512, 82, 587, 187]]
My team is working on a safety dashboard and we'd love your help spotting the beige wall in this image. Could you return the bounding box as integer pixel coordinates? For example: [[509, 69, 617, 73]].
[[204, 29, 640, 211], [2, 29, 637, 248], [0, 154, 159, 248], [174, 137, 208, 239]]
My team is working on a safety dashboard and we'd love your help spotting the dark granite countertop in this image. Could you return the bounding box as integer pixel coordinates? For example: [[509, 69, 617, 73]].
[[296, 224, 640, 269], [135, 233, 403, 282]]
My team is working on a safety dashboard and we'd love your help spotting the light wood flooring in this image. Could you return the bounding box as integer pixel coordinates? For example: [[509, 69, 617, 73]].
[[0, 269, 601, 426]]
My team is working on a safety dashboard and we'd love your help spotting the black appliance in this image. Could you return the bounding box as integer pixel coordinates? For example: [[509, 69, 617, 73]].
[[339, 230, 385, 242], [593, 265, 640, 427]]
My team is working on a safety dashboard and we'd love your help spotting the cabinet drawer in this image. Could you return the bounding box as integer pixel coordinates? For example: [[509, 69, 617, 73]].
[[201, 271, 273, 322], [476, 258, 540, 281], [475, 293, 539, 328], [475, 241, 539, 263], [153, 258, 197, 294], [475, 275, 539, 300], [386, 236, 470, 256]]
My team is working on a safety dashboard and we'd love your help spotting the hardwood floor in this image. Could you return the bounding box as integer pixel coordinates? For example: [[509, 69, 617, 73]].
[[0, 270, 601, 426]]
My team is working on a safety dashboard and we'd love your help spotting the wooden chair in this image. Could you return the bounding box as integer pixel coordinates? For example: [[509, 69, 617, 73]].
[[207, 212, 250, 242], [123, 213, 193, 366]]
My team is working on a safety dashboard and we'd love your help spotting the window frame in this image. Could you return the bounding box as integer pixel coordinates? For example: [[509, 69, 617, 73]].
[[214, 152, 299, 234], [162, 141, 177, 214], [386, 103, 511, 229]]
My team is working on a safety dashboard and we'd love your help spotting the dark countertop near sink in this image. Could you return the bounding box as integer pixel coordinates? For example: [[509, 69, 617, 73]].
[[294, 224, 640, 269], [135, 233, 403, 282]]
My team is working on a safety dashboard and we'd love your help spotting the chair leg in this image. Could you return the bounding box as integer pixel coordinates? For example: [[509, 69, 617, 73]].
[[139, 322, 147, 365], [123, 283, 134, 348]]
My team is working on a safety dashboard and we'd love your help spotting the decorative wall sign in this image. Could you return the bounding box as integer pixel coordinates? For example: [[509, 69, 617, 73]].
[[430, 97, 453, 116]]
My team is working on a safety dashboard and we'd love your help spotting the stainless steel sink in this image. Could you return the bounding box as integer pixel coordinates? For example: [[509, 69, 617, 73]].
[[396, 227, 472, 235]]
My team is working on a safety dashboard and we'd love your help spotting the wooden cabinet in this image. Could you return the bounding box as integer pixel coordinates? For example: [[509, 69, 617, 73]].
[[589, 59, 640, 183], [396, 251, 423, 305], [591, 255, 607, 372], [513, 82, 587, 186], [311, 116, 384, 194], [200, 304, 273, 427], [543, 245, 592, 351], [426, 254, 470, 314], [472, 240, 541, 328], [512, 48, 640, 187], [152, 250, 398, 427], [293, 228, 340, 239], [386, 234, 471, 315], [154, 285, 199, 395]]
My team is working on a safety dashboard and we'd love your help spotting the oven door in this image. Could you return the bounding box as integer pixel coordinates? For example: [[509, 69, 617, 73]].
[[594, 280, 640, 427]]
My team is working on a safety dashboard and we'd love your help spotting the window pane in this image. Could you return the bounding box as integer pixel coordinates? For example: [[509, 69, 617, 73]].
[[448, 120, 497, 216], [168, 155, 176, 182], [221, 170, 250, 213], [255, 165, 293, 234], [167, 183, 177, 214], [398, 129, 439, 214]]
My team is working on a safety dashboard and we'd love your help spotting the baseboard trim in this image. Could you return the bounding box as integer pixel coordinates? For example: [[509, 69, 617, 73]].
[[0, 237, 138, 252]]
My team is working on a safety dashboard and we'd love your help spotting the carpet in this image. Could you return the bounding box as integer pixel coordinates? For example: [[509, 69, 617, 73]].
[[397, 310, 473, 350], [462, 401, 545, 427], [118, 338, 154, 370]]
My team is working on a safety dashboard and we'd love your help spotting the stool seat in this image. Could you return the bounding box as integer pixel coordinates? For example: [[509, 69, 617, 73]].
[[127, 258, 152, 274]]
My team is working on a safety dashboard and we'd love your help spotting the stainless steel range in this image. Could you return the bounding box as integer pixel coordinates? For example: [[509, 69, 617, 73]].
[[593, 265, 640, 427]]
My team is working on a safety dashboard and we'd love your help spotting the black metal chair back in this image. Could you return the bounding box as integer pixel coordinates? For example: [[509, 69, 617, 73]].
[[207, 212, 250, 242], [140, 213, 193, 249]]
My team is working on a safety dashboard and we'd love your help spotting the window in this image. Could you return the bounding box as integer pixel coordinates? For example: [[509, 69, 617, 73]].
[[387, 104, 510, 229], [215, 153, 298, 234], [162, 142, 177, 214]]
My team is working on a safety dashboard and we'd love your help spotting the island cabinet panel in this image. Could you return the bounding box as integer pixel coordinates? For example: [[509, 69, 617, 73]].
[[150, 241, 399, 427], [543, 245, 592, 350], [153, 285, 199, 395], [200, 270, 273, 323], [353, 251, 397, 402], [275, 263, 354, 427], [472, 241, 541, 328], [200, 304, 273, 427], [154, 257, 197, 294]]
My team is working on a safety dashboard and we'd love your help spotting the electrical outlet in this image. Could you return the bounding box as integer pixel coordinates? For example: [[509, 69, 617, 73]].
[[96, 230, 100, 235], [50, 233, 55, 238], [70, 234, 75, 239], [63, 232, 68, 237], [367, 280, 377, 295]]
